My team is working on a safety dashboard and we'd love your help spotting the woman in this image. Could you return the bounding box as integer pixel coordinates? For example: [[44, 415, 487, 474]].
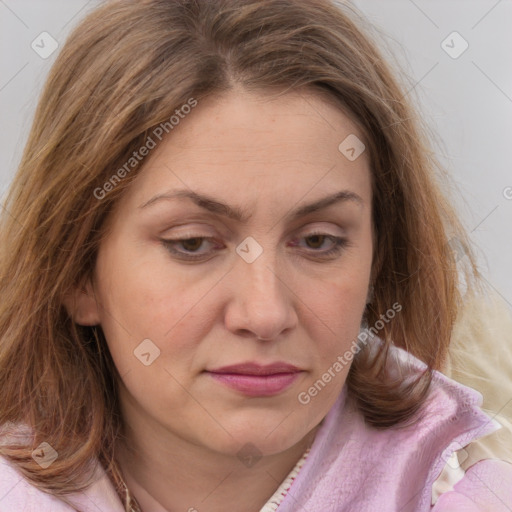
[[0, 0, 510, 511]]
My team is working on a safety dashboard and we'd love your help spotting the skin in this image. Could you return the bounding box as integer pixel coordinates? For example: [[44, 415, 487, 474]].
[[68, 88, 374, 511]]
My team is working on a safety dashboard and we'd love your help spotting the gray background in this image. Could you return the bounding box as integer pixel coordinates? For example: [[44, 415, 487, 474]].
[[1, 0, 511, 308]]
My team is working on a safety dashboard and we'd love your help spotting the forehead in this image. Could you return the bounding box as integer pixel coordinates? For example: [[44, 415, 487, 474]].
[[118, 89, 372, 216]]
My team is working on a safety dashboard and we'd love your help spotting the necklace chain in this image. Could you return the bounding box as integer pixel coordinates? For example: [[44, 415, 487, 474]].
[[108, 459, 143, 512]]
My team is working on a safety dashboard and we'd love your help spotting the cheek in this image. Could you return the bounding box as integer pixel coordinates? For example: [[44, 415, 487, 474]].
[[306, 282, 367, 349], [291, 278, 369, 421], [299, 258, 371, 361], [94, 244, 220, 369]]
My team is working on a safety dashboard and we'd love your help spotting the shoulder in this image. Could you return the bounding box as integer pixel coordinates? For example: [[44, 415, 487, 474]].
[[432, 459, 512, 511], [0, 423, 124, 512], [0, 454, 75, 511], [385, 344, 512, 509], [299, 341, 509, 509]]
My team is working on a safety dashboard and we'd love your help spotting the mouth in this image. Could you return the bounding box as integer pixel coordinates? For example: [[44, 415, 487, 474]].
[[205, 362, 303, 397]]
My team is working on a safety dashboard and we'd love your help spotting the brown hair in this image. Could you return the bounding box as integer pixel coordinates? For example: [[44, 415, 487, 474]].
[[0, 0, 477, 502]]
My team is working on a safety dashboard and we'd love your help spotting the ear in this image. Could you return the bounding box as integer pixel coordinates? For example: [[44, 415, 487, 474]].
[[62, 278, 101, 326]]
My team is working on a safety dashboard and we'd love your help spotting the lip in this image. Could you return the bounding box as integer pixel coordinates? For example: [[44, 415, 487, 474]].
[[206, 362, 302, 397], [209, 362, 301, 375]]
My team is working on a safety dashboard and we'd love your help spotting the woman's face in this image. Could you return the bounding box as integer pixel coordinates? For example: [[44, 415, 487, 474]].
[[87, 89, 373, 457]]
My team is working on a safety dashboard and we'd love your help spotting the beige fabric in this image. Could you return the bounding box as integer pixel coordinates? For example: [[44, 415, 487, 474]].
[[445, 289, 512, 467], [431, 289, 512, 502]]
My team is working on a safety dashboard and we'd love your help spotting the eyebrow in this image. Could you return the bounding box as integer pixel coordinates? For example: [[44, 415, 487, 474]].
[[139, 189, 363, 222]]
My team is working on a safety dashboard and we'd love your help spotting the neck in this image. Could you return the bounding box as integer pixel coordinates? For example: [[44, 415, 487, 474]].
[[115, 418, 320, 512]]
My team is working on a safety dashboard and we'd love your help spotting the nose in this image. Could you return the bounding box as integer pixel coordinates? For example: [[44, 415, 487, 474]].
[[224, 249, 298, 341]]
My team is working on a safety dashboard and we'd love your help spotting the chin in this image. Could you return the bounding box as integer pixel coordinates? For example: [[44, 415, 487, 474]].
[[199, 417, 310, 459]]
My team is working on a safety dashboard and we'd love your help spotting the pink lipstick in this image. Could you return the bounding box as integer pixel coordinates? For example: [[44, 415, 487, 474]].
[[206, 362, 302, 397]]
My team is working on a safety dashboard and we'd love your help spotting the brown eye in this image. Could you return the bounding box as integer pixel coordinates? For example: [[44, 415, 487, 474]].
[[180, 238, 204, 252], [161, 235, 224, 261], [304, 234, 327, 249], [289, 232, 350, 259]]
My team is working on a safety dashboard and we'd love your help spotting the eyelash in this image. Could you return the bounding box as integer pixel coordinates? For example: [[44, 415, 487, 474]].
[[161, 232, 350, 261]]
